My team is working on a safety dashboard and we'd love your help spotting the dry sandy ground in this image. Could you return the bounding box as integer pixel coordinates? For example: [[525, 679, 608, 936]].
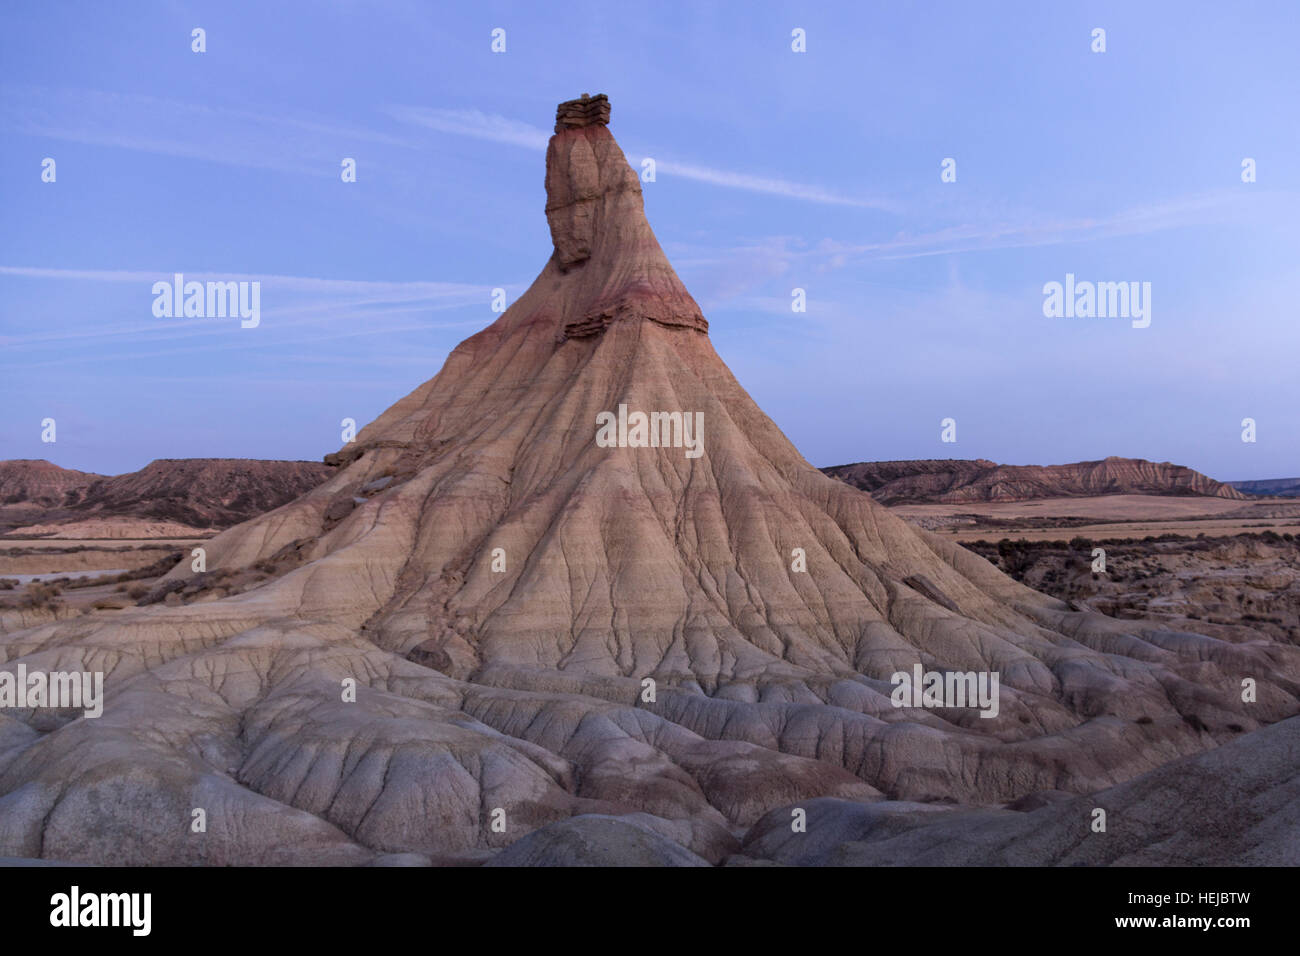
[[895, 494, 1252, 521], [8, 517, 212, 539], [892, 494, 1300, 647], [0, 542, 197, 575], [894, 494, 1300, 542], [966, 533, 1300, 641]]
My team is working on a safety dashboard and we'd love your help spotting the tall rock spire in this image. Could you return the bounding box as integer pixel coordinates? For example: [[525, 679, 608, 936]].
[[541, 94, 707, 338]]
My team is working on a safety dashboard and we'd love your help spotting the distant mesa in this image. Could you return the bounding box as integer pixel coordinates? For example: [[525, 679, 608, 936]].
[[823, 456, 1248, 505], [0, 458, 331, 536], [1229, 477, 1300, 498], [0, 458, 104, 507]]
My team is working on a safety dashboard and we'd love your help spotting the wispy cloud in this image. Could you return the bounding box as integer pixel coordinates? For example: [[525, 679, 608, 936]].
[[0, 265, 488, 299], [0, 266, 507, 352], [1, 86, 412, 176], [384, 105, 550, 150], [384, 104, 896, 210], [4, 85, 897, 209], [669, 190, 1299, 301], [1, 315, 484, 370], [645, 158, 898, 211], [813, 191, 1297, 262]]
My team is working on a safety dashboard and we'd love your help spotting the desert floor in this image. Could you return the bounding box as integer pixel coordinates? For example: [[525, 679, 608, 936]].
[[893, 494, 1300, 542]]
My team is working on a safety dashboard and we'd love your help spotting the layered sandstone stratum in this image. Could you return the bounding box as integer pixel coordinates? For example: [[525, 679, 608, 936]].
[[824, 457, 1248, 506], [1, 97, 1297, 866]]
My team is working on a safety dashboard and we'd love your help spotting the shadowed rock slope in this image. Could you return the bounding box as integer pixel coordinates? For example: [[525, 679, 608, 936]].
[[825, 457, 1248, 505], [1230, 477, 1300, 498], [1, 96, 1297, 865]]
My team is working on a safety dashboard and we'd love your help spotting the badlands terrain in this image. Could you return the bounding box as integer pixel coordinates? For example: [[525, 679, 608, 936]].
[[823, 461, 1300, 650], [823, 456, 1247, 505], [0, 458, 331, 537], [1, 95, 1297, 866]]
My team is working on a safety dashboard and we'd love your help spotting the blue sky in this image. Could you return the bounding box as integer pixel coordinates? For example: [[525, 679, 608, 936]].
[[2, 0, 1297, 481]]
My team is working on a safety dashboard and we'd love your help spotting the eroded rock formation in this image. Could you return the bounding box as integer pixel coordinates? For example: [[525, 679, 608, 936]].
[[0, 98, 1296, 865]]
